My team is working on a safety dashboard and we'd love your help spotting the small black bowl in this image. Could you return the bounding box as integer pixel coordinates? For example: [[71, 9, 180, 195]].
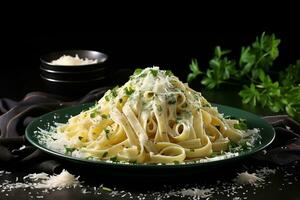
[[41, 74, 107, 97], [40, 66, 109, 81], [40, 50, 108, 72]]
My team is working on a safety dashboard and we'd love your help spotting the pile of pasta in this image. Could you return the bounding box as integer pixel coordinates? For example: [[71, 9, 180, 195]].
[[55, 67, 246, 164]]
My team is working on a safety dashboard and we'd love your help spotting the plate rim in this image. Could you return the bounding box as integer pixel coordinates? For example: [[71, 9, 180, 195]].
[[25, 103, 275, 169]]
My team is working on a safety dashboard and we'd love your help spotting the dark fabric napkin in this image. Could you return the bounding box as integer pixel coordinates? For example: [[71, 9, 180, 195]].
[[255, 115, 300, 165], [0, 89, 299, 173], [0, 87, 109, 173]]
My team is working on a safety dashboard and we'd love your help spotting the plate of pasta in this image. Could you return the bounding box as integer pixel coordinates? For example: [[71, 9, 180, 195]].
[[26, 67, 275, 175]]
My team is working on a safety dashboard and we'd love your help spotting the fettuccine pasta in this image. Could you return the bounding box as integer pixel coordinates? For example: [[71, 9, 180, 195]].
[[47, 67, 255, 164]]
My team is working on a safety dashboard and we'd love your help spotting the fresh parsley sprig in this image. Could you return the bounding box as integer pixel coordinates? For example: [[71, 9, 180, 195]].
[[201, 46, 236, 89], [187, 32, 300, 120]]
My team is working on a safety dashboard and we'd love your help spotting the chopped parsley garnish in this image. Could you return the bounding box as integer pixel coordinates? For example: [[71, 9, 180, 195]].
[[134, 68, 143, 75], [150, 69, 158, 77], [210, 152, 219, 157], [105, 95, 110, 101], [90, 111, 99, 118], [239, 140, 252, 150], [157, 105, 163, 112], [64, 146, 76, 154], [190, 149, 195, 152], [165, 70, 173, 76], [119, 98, 123, 103], [228, 141, 241, 152], [234, 119, 248, 130], [111, 86, 118, 97], [101, 114, 108, 119], [173, 161, 180, 164], [124, 87, 135, 96], [131, 68, 146, 79]]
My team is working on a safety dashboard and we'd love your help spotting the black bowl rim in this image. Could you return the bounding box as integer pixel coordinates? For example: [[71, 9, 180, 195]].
[[41, 74, 106, 83], [40, 66, 108, 74], [40, 50, 108, 67]]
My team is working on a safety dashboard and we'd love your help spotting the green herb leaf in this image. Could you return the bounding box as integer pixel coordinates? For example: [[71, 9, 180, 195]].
[[157, 105, 163, 112], [279, 60, 300, 87], [234, 120, 248, 130], [111, 86, 119, 97], [201, 47, 236, 89], [165, 70, 173, 76], [187, 59, 202, 83], [64, 146, 76, 154], [239, 83, 260, 106], [210, 152, 219, 157], [90, 111, 99, 118], [150, 69, 158, 77], [124, 87, 135, 96], [134, 68, 143, 75], [101, 114, 108, 119]]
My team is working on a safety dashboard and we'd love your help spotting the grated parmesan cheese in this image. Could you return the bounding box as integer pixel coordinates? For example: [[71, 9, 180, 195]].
[[0, 166, 290, 200], [23, 172, 49, 181], [235, 171, 264, 185], [36, 170, 79, 188], [179, 188, 213, 198], [50, 54, 98, 65]]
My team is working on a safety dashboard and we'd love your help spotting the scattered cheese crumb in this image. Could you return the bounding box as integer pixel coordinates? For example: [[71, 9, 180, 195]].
[[24, 172, 49, 181], [180, 188, 213, 198], [235, 171, 263, 185], [19, 145, 26, 150], [256, 167, 276, 178]]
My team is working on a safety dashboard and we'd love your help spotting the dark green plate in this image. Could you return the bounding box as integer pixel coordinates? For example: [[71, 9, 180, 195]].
[[25, 103, 275, 179]]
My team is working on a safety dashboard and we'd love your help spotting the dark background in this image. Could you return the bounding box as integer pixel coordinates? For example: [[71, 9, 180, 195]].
[[1, 31, 299, 100], [1, 1, 299, 100]]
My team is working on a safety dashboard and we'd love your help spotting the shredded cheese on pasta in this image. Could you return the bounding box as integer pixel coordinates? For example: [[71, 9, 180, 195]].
[[46, 67, 256, 164]]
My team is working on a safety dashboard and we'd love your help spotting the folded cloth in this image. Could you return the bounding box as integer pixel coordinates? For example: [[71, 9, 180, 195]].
[[0, 87, 109, 173], [0, 90, 299, 173], [253, 115, 300, 166]]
